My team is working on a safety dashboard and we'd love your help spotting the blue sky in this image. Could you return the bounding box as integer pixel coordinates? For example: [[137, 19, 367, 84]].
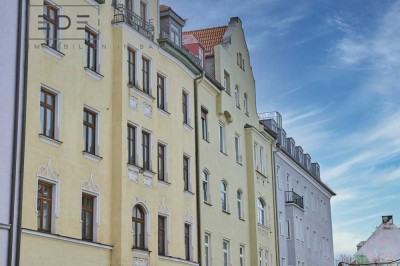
[[161, 0, 400, 255]]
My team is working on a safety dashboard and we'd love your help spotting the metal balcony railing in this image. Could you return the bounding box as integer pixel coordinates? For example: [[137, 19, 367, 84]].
[[285, 191, 304, 209], [112, 4, 154, 41]]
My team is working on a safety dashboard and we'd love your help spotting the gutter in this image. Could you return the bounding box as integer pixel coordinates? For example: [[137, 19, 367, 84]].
[[193, 71, 205, 265], [272, 142, 281, 266], [15, 0, 30, 264]]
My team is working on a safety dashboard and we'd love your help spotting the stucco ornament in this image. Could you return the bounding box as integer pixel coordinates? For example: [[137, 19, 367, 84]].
[[143, 174, 152, 187], [184, 208, 194, 223], [143, 102, 152, 118], [128, 168, 139, 183], [129, 95, 138, 111], [135, 197, 147, 206], [158, 195, 170, 214], [37, 158, 59, 180], [133, 258, 148, 266], [82, 173, 100, 194]]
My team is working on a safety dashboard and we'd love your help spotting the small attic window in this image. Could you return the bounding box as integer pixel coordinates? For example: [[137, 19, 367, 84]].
[[290, 140, 295, 156], [198, 47, 204, 67], [170, 22, 181, 46]]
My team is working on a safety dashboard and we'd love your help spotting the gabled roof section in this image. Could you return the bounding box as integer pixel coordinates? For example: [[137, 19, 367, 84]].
[[183, 26, 228, 52]]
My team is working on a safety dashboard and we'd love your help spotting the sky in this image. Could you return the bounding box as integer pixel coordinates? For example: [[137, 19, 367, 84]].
[[161, 0, 400, 256]]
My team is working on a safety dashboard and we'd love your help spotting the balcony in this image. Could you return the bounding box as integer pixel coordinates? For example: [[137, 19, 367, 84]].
[[112, 4, 154, 41], [285, 191, 304, 209]]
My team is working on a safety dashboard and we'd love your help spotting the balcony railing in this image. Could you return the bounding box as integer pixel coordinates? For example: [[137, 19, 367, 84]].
[[285, 191, 304, 209], [112, 4, 154, 41]]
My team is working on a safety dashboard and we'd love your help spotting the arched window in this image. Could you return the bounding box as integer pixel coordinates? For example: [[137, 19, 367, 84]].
[[132, 205, 145, 249], [257, 198, 266, 225], [244, 93, 248, 114], [202, 171, 209, 203], [221, 181, 228, 211], [235, 86, 240, 107], [237, 190, 243, 219]]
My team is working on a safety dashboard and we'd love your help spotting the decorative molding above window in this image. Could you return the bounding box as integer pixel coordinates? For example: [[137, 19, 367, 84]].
[[158, 195, 170, 215], [184, 208, 194, 224], [81, 173, 100, 194], [143, 102, 152, 118], [128, 164, 140, 183]]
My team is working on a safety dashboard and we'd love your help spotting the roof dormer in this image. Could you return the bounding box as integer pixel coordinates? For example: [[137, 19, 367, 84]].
[[296, 146, 303, 164], [288, 138, 295, 156], [311, 162, 320, 179], [304, 154, 311, 170], [159, 5, 186, 47]]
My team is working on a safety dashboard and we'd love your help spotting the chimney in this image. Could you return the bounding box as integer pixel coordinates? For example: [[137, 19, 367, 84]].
[[382, 215, 393, 225]]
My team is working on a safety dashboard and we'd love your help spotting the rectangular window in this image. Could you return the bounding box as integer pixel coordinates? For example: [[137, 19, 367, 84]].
[[199, 48, 204, 66], [278, 211, 283, 236], [37, 180, 53, 232], [85, 27, 98, 72], [157, 74, 166, 110], [142, 57, 150, 94], [254, 143, 259, 170], [277, 165, 282, 189], [43, 1, 58, 49], [281, 258, 286, 266], [201, 108, 208, 140], [286, 220, 291, 239], [223, 70, 230, 94], [82, 193, 94, 241], [142, 131, 150, 170], [170, 22, 181, 46], [182, 91, 189, 124], [260, 147, 264, 173], [127, 124, 136, 165], [235, 134, 241, 163], [158, 215, 166, 255], [158, 143, 166, 181], [205, 234, 211, 266], [240, 245, 245, 266], [183, 156, 190, 191], [185, 223, 191, 260], [140, 1, 147, 22], [265, 250, 269, 266], [219, 123, 226, 153], [128, 47, 136, 86], [40, 88, 56, 138], [83, 108, 97, 155], [223, 240, 229, 266]]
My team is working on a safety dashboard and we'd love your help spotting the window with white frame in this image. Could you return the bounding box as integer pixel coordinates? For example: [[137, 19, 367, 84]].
[[199, 47, 204, 67], [157, 73, 167, 111], [40, 86, 60, 141], [235, 86, 240, 107], [306, 227, 311, 249], [201, 107, 208, 141], [244, 93, 248, 114], [265, 250, 269, 266], [183, 155, 191, 191], [170, 22, 181, 46], [84, 26, 101, 73], [221, 181, 228, 212], [235, 134, 241, 163], [81, 193, 96, 241], [237, 190, 243, 219], [205, 233, 211, 266], [37, 180, 54, 233], [278, 211, 283, 236], [281, 257, 286, 266], [202, 170, 210, 203], [286, 173, 291, 192], [83, 107, 100, 156], [132, 204, 147, 249], [223, 70, 230, 94], [142, 130, 152, 171], [286, 220, 291, 239], [219, 122, 226, 153], [259, 249, 262, 266], [257, 198, 266, 226], [240, 245, 245, 266], [182, 90, 190, 125], [223, 240, 230, 266], [281, 131, 287, 149], [184, 223, 192, 261], [277, 165, 282, 189], [158, 215, 168, 255], [254, 143, 259, 170], [259, 146, 264, 174]]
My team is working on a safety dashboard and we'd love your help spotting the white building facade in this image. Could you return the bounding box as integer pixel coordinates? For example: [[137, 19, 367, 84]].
[[260, 112, 336, 266]]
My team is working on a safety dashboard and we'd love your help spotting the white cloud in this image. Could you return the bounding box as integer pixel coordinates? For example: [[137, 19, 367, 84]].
[[333, 231, 364, 255]]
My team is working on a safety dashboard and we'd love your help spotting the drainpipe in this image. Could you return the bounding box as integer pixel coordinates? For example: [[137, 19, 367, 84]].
[[194, 70, 204, 265], [272, 140, 281, 266], [14, 0, 29, 264]]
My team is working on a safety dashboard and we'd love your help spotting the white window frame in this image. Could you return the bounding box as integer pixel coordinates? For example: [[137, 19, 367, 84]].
[[157, 140, 169, 182], [244, 93, 248, 114], [182, 88, 191, 126], [141, 128, 153, 171], [235, 133, 241, 164], [240, 245, 245, 266], [131, 202, 151, 249], [183, 153, 192, 192], [286, 219, 291, 239], [223, 240, 230, 266], [83, 105, 101, 157], [84, 24, 102, 74], [157, 213, 170, 256], [237, 190, 244, 219], [221, 180, 228, 212], [202, 170, 210, 203], [277, 165, 282, 190], [219, 122, 226, 154], [278, 211, 283, 236], [235, 86, 240, 108], [223, 70, 230, 94], [198, 47, 204, 67], [81, 174, 100, 242], [257, 198, 266, 226], [204, 233, 211, 266], [156, 71, 169, 112], [40, 84, 61, 143]]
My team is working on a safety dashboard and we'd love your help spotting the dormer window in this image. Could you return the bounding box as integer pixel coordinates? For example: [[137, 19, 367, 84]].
[[290, 140, 295, 156], [281, 132, 287, 149], [170, 22, 181, 46], [298, 148, 303, 164], [198, 47, 204, 67]]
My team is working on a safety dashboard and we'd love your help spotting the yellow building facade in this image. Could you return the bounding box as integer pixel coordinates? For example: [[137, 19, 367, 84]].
[[20, 1, 278, 266]]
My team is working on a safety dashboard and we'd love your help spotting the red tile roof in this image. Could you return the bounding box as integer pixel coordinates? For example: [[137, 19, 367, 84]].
[[183, 26, 228, 52]]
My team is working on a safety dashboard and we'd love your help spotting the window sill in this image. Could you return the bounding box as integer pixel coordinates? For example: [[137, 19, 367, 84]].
[[184, 190, 195, 197], [82, 151, 103, 163], [158, 180, 171, 187], [159, 255, 199, 266], [239, 217, 245, 222], [202, 138, 210, 143], [204, 201, 212, 206], [86, 0, 101, 7], [220, 151, 228, 156], [42, 44, 65, 59], [236, 161, 243, 166], [129, 85, 155, 102], [39, 134, 62, 147], [132, 248, 150, 256], [84, 67, 104, 81], [183, 123, 193, 131], [222, 210, 231, 215], [157, 108, 171, 117]]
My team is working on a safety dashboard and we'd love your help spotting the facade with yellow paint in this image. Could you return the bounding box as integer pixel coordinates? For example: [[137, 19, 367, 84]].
[[19, 1, 279, 266]]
